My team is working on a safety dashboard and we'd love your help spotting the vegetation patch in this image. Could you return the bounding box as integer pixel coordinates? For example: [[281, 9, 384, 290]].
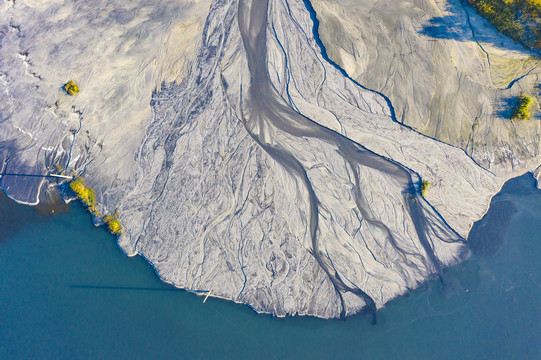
[[69, 176, 123, 235], [466, 0, 541, 50], [420, 180, 431, 197], [69, 177, 98, 214], [511, 94, 534, 119], [63, 80, 80, 95], [103, 213, 123, 235]]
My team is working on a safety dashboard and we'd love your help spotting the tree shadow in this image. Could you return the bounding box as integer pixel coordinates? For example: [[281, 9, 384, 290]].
[[495, 95, 541, 120], [420, 11, 468, 41], [495, 96, 517, 119]]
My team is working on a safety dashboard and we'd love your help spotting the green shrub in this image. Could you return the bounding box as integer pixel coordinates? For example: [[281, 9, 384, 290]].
[[69, 177, 98, 214], [420, 180, 431, 197], [103, 213, 123, 235], [63, 80, 79, 96], [511, 95, 533, 119], [69, 177, 123, 235]]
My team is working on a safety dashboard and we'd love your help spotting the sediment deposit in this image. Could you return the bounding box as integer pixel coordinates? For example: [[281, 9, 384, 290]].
[[1, 0, 540, 318]]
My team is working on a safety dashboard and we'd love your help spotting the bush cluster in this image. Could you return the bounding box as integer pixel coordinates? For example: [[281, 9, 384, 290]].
[[420, 180, 431, 197], [103, 213, 123, 235], [69, 177, 123, 235], [69, 178, 97, 214], [511, 94, 534, 119], [63, 80, 79, 96]]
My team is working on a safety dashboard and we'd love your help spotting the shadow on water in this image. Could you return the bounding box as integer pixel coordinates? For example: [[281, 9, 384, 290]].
[[69, 284, 181, 292], [468, 200, 517, 256], [468, 173, 541, 256]]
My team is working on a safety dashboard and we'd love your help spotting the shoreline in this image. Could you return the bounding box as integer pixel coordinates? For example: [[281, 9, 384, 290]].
[[2, 173, 531, 319]]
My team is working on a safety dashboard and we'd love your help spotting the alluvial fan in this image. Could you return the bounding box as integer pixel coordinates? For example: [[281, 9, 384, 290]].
[[1, 0, 540, 318], [114, 0, 496, 318]]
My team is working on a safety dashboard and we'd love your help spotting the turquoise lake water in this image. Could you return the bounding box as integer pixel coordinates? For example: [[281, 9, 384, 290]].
[[1, 174, 540, 359]]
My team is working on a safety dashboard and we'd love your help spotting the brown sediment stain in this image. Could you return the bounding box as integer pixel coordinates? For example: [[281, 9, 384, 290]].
[[34, 202, 70, 215], [35, 185, 71, 215]]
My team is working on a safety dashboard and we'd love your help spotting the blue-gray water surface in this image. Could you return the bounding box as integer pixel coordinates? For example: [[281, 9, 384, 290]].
[[1, 174, 540, 359]]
